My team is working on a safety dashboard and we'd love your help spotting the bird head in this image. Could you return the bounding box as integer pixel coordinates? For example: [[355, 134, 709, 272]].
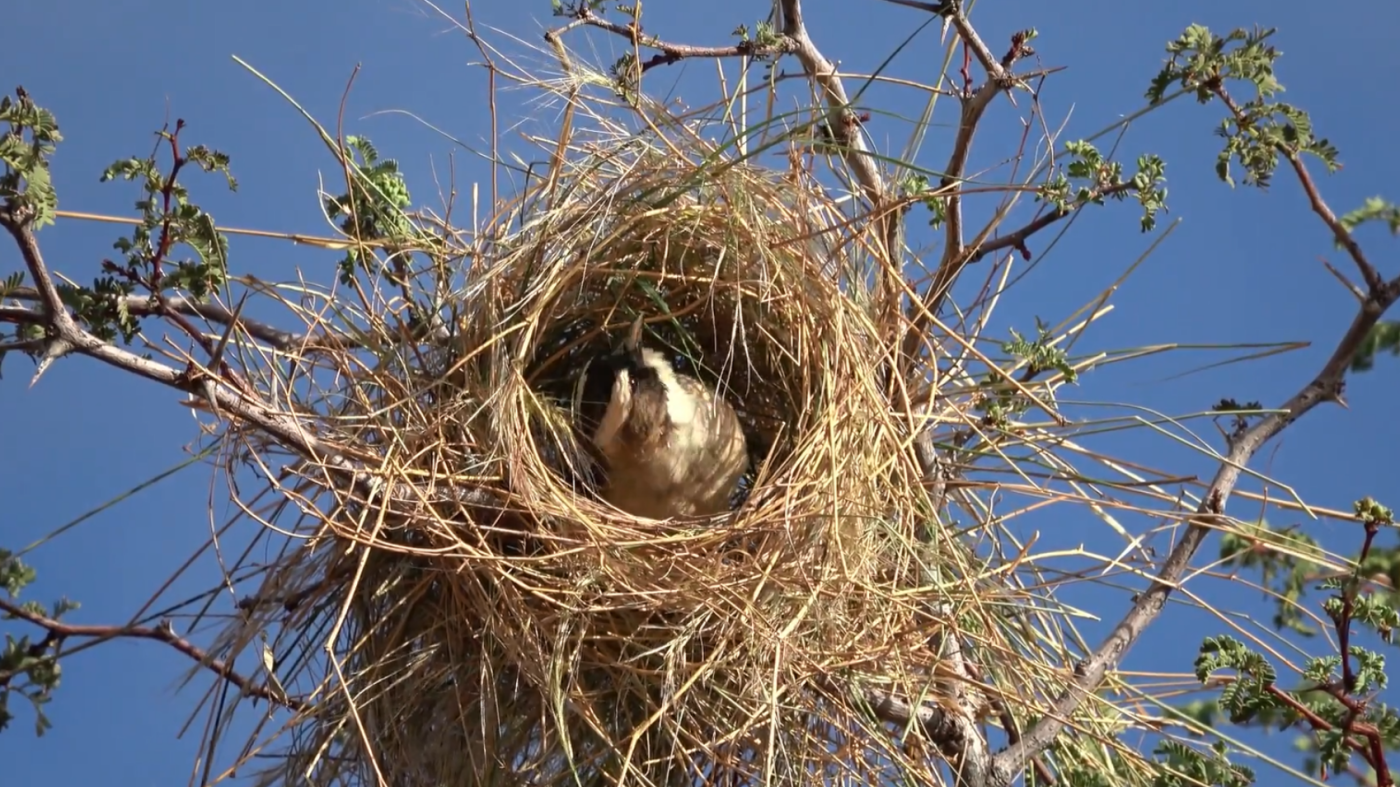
[[570, 316, 750, 519], [573, 317, 675, 453]]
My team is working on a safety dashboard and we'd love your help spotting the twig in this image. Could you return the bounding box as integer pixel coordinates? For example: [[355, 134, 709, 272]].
[[546, 8, 795, 72], [885, 1, 1035, 361], [5, 206, 77, 379], [965, 182, 1135, 265], [547, 1, 895, 265], [989, 151, 1400, 787], [776, 0, 888, 206], [0, 212, 495, 521], [1, 287, 342, 352], [1262, 683, 1391, 786], [0, 596, 305, 712], [928, 15, 1032, 313], [1212, 89, 1383, 295]]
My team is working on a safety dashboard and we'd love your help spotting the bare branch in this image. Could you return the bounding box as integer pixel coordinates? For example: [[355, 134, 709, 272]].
[[988, 171, 1400, 787], [1213, 89, 1384, 294], [885, 2, 1034, 363], [844, 681, 991, 786], [548, 2, 886, 201], [930, 20, 1034, 304], [0, 214, 495, 520], [0, 596, 306, 712], [545, 8, 795, 73], [4, 209, 77, 379], [776, 0, 887, 208], [943, 2, 1008, 81], [1290, 151, 1384, 292], [2, 286, 348, 352], [966, 181, 1137, 265]]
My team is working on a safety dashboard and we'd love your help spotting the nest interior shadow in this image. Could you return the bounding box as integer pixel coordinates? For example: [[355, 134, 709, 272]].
[[525, 288, 801, 515]]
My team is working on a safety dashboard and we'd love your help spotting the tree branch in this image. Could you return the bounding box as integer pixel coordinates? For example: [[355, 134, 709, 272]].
[[884, 1, 1034, 362], [928, 17, 1032, 311], [0, 596, 305, 712], [1, 286, 348, 352], [548, 1, 896, 271], [966, 181, 1137, 265], [1212, 89, 1384, 295], [0, 211, 495, 520], [545, 8, 796, 73], [775, 0, 888, 208], [988, 159, 1400, 785], [847, 681, 991, 786]]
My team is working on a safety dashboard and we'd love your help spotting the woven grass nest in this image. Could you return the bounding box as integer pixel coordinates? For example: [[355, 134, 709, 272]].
[[223, 120, 985, 787]]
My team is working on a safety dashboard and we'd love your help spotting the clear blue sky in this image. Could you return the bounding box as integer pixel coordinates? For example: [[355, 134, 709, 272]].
[[2, 1, 1398, 784]]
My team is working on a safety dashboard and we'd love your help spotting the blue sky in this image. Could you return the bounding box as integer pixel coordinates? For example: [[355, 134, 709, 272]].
[[2, 0, 1398, 785]]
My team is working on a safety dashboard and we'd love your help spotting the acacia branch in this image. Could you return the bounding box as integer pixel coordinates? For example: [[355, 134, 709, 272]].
[[988, 158, 1400, 787], [0, 209, 495, 519], [548, 1, 894, 266], [1, 286, 349, 352], [0, 596, 305, 712], [966, 181, 1137, 265], [930, 20, 1032, 309], [1210, 89, 1383, 294], [775, 0, 888, 209], [546, 8, 796, 72], [873, 0, 1011, 280], [854, 682, 991, 786], [883, 1, 1034, 362]]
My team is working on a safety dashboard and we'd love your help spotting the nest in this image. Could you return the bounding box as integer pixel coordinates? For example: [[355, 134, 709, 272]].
[[209, 101, 1005, 787]]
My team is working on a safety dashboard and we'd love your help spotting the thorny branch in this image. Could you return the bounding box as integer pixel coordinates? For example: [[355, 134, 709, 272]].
[[545, 7, 796, 73], [546, 0, 898, 272], [1196, 518, 1395, 785], [892, 1, 1037, 360], [1298, 513, 1393, 785], [0, 596, 305, 712], [987, 100, 1400, 787], [0, 209, 495, 517], [965, 180, 1136, 266], [1214, 89, 1384, 295], [1, 286, 349, 353]]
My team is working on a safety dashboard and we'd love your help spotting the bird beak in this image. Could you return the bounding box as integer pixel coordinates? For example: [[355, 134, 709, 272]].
[[624, 315, 645, 352]]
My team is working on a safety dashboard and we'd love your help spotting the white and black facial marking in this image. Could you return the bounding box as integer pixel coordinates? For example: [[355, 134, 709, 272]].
[[575, 346, 639, 438], [588, 350, 674, 451], [573, 317, 749, 519]]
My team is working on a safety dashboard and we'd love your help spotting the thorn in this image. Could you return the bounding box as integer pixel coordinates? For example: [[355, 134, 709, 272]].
[[1320, 257, 1366, 303], [201, 378, 224, 419], [209, 292, 249, 369], [624, 314, 645, 351], [1330, 379, 1349, 409], [28, 338, 72, 388]]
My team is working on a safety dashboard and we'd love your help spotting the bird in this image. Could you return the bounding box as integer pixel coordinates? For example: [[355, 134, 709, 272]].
[[572, 316, 748, 520]]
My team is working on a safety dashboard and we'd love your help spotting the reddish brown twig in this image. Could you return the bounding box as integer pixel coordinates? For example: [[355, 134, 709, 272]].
[[0, 597, 306, 712], [992, 82, 1400, 787]]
